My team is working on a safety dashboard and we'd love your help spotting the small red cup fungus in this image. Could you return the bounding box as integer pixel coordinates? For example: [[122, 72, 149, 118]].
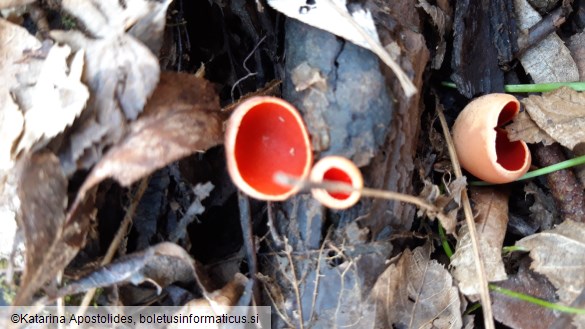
[[452, 93, 531, 184], [310, 156, 363, 209], [225, 96, 312, 200]]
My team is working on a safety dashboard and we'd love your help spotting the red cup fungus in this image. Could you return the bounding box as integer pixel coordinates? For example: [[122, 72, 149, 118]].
[[310, 156, 363, 209], [452, 93, 531, 184], [225, 96, 312, 200]]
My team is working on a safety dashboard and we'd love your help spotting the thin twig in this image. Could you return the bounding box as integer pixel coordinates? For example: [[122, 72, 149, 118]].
[[274, 173, 452, 224], [231, 35, 267, 102], [283, 237, 305, 329], [435, 104, 495, 329], [78, 177, 150, 313], [326, 0, 417, 98]]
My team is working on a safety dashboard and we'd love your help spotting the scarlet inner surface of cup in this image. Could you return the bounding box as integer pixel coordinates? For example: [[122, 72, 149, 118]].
[[234, 102, 309, 195], [323, 167, 352, 200], [494, 101, 525, 171]]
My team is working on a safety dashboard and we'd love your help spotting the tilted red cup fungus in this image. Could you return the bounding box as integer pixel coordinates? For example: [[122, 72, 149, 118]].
[[452, 93, 531, 184], [225, 96, 312, 200], [310, 156, 363, 209]]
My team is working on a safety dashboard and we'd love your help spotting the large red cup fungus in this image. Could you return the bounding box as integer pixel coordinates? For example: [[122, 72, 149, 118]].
[[452, 93, 531, 184], [225, 96, 312, 200], [310, 156, 363, 209]]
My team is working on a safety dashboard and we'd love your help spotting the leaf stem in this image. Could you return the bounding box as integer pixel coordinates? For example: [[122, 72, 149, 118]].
[[471, 154, 585, 186], [441, 81, 585, 93], [489, 284, 585, 314], [438, 224, 453, 258], [502, 245, 527, 254]]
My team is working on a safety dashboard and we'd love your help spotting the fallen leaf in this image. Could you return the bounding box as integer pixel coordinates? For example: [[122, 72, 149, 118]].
[[450, 188, 509, 301], [12, 45, 89, 155], [57, 73, 222, 287], [49, 242, 200, 300], [470, 187, 509, 249], [506, 111, 555, 146], [516, 220, 585, 306], [521, 87, 585, 151], [186, 273, 247, 308], [491, 259, 558, 329], [418, 176, 466, 234], [514, 0, 579, 83], [451, 224, 508, 298], [0, 18, 40, 171], [567, 32, 585, 80], [524, 182, 558, 231], [80, 72, 222, 189], [416, 0, 452, 69], [267, 0, 416, 97], [13, 151, 79, 305], [0, 0, 34, 10], [370, 243, 462, 328], [50, 0, 172, 175]]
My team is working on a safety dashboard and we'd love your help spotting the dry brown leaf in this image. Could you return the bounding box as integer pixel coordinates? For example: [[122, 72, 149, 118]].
[[471, 187, 509, 248], [0, 18, 40, 171], [58, 73, 222, 281], [79, 72, 222, 189], [267, 0, 416, 97], [50, 0, 172, 175], [567, 32, 585, 80], [450, 188, 509, 301], [418, 176, 466, 234], [416, 0, 451, 69], [516, 220, 585, 306], [187, 273, 248, 308], [514, 0, 579, 83], [13, 151, 79, 305], [370, 243, 462, 328], [49, 242, 200, 300], [12, 45, 89, 155], [174, 274, 272, 329], [492, 259, 558, 329], [451, 224, 507, 299], [521, 87, 585, 151], [506, 111, 555, 146], [524, 182, 558, 231], [0, 0, 35, 10]]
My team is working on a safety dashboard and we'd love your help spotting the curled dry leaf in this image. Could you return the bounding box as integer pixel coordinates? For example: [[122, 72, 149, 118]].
[[514, 0, 579, 83], [506, 111, 554, 146], [268, 0, 416, 97], [0, 18, 40, 171], [370, 243, 462, 329], [267, 0, 377, 56], [79, 72, 223, 190], [520, 87, 585, 151], [450, 188, 509, 299], [516, 220, 585, 307], [418, 176, 466, 234], [12, 45, 89, 155], [49, 242, 200, 300], [51, 0, 172, 175]]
